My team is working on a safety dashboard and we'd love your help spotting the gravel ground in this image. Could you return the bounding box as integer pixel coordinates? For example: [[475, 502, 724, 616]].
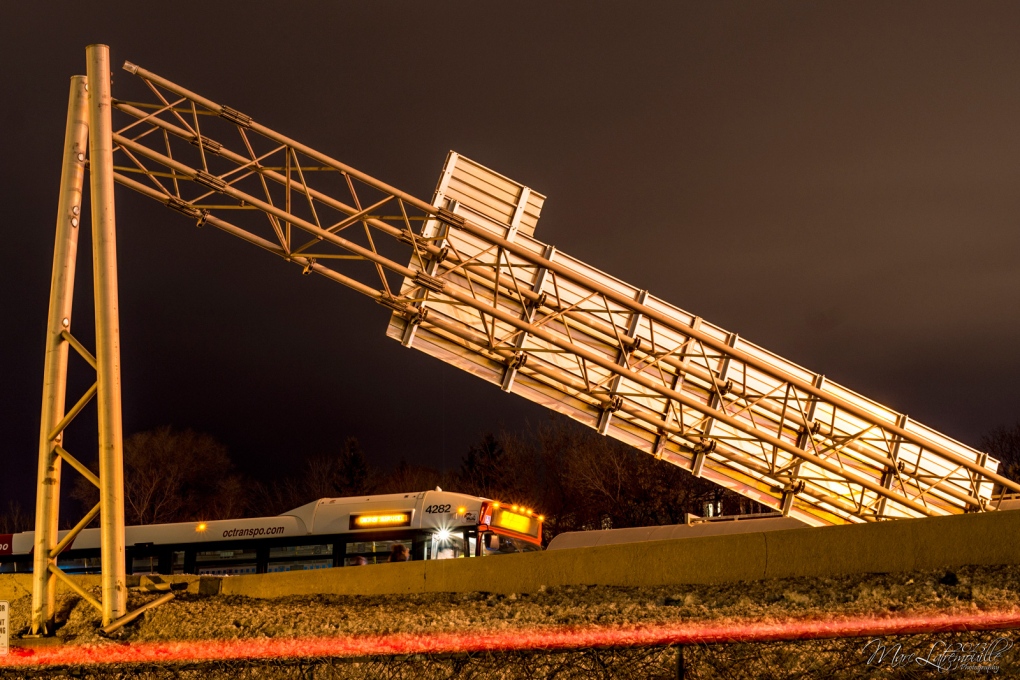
[[4, 564, 1019, 678]]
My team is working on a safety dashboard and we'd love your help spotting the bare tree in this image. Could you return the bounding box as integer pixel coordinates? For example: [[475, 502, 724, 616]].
[[72, 426, 246, 524], [980, 420, 1020, 485], [0, 499, 32, 534], [250, 477, 305, 517], [374, 460, 455, 495], [454, 417, 762, 543], [253, 437, 377, 514], [458, 432, 512, 499]]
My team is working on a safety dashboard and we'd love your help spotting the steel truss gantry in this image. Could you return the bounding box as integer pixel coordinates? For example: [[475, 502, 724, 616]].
[[33, 47, 1020, 633], [104, 59, 1019, 521]]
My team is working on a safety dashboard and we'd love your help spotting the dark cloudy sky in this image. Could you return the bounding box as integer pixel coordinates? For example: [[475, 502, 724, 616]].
[[2, 2, 1019, 511]]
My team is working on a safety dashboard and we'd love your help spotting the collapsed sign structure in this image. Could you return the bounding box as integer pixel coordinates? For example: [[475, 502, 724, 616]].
[[30, 45, 1019, 636]]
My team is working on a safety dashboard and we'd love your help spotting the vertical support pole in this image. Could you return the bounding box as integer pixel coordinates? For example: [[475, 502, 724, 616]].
[[698, 332, 738, 449], [31, 75, 90, 636], [653, 317, 702, 458], [501, 244, 555, 392], [783, 374, 826, 516], [86, 43, 127, 626], [504, 186, 531, 243], [875, 413, 908, 519], [597, 289, 648, 434]]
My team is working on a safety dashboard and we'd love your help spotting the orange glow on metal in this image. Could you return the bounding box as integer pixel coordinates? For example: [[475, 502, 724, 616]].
[[512, 505, 519, 511], [538, 515, 545, 521], [355, 513, 409, 526], [3, 610, 1018, 669], [492, 502, 500, 508], [457, 506, 466, 514], [195, 522, 207, 532]]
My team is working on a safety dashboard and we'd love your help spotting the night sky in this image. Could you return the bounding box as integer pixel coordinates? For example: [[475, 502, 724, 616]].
[[2, 2, 1019, 512]]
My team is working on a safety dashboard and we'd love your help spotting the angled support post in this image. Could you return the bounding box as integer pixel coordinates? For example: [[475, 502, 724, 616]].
[[31, 74, 89, 636], [87, 43, 128, 627]]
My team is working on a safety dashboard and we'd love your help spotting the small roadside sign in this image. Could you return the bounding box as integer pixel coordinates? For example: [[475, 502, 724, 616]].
[[0, 600, 8, 656]]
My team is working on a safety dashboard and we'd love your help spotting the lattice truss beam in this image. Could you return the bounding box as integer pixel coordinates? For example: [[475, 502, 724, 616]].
[[109, 61, 1020, 527]]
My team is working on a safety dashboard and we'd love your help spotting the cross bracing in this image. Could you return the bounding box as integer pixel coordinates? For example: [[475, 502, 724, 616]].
[[104, 59, 1019, 529]]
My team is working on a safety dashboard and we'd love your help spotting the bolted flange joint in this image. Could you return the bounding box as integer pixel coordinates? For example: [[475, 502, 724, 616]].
[[409, 307, 429, 326], [605, 395, 624, 413], [414, 271, 446, 293], [377, 296, 409, 314], [165, 196, 208, 226], [220, 105, 252, 129], [193, 170, 226, 192], [189, 135, 223, 155], [436, 208, 465, 230], [695, 439, 717, 454], [798, 420, 822, 436]]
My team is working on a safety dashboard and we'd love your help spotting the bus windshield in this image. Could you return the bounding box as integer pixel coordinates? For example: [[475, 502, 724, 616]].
[[480, 532, 541, 555]]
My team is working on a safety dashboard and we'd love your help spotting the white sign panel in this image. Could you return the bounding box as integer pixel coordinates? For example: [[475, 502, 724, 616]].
[[386, 151, 1003, 528], [0, 600, 8, 656]]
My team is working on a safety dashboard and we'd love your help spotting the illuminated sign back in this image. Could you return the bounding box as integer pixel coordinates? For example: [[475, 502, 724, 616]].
[[492, 508, 540, 537], [349, 512, 412, 530]]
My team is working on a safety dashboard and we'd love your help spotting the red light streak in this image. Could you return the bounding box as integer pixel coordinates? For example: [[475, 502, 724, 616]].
[[2, 610, 1017, 669]]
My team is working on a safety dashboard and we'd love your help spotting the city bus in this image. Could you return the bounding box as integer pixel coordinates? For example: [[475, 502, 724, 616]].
[[0, 489, 543, 576]]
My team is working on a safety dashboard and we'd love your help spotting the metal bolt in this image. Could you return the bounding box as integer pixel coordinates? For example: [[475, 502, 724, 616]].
[[72, 205, 80, 215], [61, 318, 70, 328], [70, 217, 79, 228], [77, 153, 85, 162]]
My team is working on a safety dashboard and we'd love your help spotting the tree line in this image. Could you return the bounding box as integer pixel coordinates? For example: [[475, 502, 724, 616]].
[[3, 418, 1020, 537]]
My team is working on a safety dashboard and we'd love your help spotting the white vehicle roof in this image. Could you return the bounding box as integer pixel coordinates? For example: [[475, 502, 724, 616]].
[[546, 516, 807, 551], [4, 490, 491, 556]]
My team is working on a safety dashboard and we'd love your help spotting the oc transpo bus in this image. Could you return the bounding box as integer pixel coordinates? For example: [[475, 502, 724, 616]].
[[0, 489, 543, 576]]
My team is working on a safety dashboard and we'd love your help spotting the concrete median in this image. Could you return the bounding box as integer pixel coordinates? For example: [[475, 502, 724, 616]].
[[4, 509, 1017, 602], [221, 509, 1020, 598]]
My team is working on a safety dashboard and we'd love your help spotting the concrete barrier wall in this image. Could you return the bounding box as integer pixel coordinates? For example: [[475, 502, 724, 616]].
[[764, 508, 1020, 579], [4, 510, 1017, 603], [222, 509, 1020, 599]]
